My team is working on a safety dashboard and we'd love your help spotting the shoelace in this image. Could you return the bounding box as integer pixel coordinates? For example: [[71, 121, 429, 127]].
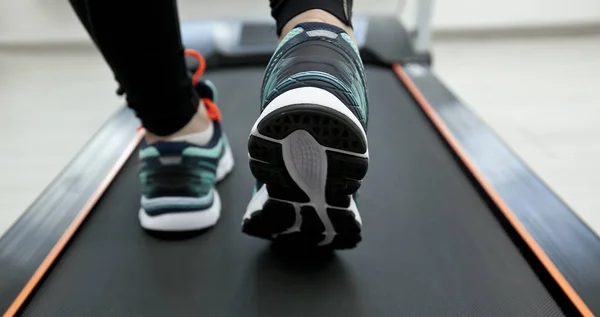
[[185, 49, 222, 122]]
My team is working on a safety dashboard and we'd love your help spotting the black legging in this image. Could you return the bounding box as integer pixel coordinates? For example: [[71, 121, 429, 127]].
[[69, 0, 354, 136]]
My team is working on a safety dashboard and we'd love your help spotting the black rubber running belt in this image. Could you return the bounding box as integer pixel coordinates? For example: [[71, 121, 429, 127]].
[[18, 67, 564, 317]]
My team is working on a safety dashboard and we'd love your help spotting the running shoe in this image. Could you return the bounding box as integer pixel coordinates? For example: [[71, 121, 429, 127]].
[[138, 50, 234, 231], [243, 22, 369, 249]]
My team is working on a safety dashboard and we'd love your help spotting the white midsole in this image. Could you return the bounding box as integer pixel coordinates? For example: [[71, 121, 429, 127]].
[[250, 87, 368, 158], [139, 190, 221, 232]]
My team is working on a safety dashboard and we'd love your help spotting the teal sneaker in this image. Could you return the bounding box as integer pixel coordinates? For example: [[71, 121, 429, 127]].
[[138, 51, 234, 231], [243, 22, 369, 249]]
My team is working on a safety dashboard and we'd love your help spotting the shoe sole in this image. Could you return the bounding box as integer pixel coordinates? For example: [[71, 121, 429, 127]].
[[243, 87, 368, 249], [139, 144, 235, 232]]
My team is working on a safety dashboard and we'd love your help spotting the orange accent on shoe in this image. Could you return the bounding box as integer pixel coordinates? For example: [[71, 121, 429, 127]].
[[203, 98, 222, 122], [184, 49, 207, 86], [184, 49, 222, 122]]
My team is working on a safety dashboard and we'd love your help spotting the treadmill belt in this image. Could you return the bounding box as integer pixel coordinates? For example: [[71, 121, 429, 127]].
[[20, 67, 564, 317]]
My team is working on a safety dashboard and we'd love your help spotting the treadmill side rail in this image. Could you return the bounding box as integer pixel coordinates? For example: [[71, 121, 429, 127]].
[[398, 63, 600, 316], [0, 108, 140, 314]]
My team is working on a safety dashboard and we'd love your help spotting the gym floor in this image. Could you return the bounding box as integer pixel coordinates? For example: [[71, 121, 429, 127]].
[[0, 5, 599, 239]]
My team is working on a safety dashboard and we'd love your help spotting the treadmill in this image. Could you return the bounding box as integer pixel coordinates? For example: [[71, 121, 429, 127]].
[[2, 11, 600, 317]]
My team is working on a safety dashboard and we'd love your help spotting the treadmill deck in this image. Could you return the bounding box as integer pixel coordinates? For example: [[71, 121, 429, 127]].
[[18, 67, 564, 317]]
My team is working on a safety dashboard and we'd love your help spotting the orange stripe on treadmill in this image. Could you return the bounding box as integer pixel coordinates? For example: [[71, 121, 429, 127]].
[[2, 129, 145, 317], [392, 63, 594, 317]]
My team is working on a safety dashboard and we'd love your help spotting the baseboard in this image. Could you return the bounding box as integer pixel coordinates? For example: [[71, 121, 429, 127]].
[[0, 39, 94, 53]]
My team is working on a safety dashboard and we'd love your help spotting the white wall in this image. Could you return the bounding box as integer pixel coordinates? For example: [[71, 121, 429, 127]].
[[0, 0, 400, 44], [0, 0, 599, 44], [402, 0, 600, 30]]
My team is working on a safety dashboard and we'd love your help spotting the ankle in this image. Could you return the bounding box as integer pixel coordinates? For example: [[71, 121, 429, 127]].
[[145, 101, 212, 144], [280, 9, 356, 43]]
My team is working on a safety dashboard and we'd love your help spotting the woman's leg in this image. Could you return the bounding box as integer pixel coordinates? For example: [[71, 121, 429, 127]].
[[69, 0, 201, 137], [243, 0, 369, 249], [69, 0, 234, 232]]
